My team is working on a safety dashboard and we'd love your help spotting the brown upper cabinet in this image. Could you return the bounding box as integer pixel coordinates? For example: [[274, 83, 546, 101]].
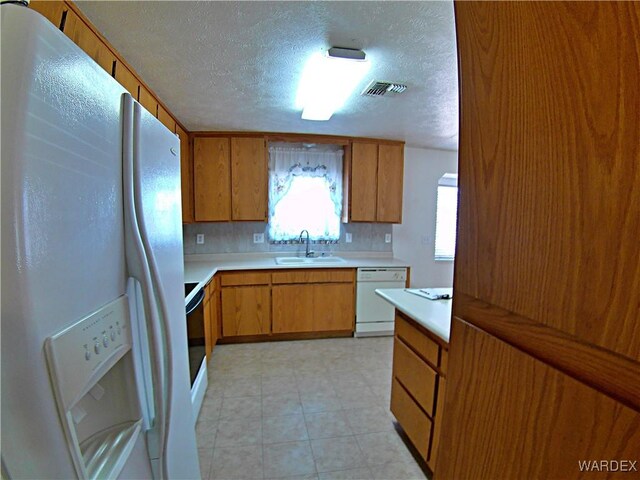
[[63, 10, 115, 75], [231, 137, 268, 221], [194, 137, 231, 221], [29, 0, 66, 29], [157, 105, 176, 133], [349, 142, 404, 223], [193, 136, 268, 222], [113, 62, 140, 99], [138, 86, 158, 117]]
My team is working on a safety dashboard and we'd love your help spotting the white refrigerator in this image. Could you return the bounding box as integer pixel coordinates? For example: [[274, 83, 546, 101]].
[[1, 4, 200, 479]]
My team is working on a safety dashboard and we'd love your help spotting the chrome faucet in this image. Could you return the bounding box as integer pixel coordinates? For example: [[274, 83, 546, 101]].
[[299, 229, 314, 257]]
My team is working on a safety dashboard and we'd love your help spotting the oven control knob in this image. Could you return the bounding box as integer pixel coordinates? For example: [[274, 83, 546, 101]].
[[111, 331, 116, 342], [84, 347, 91, 361], [103, 336, 109, 348], [94, 342, 101, 355]]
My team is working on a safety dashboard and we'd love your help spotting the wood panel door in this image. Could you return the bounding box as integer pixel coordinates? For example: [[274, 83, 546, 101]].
[[176, 126, 194, 223], [272, 284, 315, 333], [439, 321, 640, 479], [230, 137, 268, 220], [193, 137, 231, 221], [62, 10, 115, 75], [440, 2, 640, 478], [376, 144, 403, 223], [350, 142, 378, 221], [221, 286, 270, 337]]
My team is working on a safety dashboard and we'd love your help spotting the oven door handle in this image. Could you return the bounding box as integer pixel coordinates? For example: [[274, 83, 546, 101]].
[[185, 288, 205, 316]]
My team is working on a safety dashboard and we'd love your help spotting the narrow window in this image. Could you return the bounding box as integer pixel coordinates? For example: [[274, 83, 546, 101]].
[[434, 173, 458, 260]]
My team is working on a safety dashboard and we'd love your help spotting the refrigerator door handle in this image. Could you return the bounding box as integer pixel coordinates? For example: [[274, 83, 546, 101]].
[[122, 93, 167, 479]]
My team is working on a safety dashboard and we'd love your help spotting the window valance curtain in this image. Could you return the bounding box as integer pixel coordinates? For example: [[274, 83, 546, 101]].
[[268, 143, 343, 241]]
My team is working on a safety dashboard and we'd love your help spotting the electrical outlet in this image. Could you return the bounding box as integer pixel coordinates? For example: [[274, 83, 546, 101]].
[[196, 234, 205, 245], [253, 233, 264, 244], [421, 235, 431, 246], [385, 233, 392, 243], [345, 233, 353, 243]]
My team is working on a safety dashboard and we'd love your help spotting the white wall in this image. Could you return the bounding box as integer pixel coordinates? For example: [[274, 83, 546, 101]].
[[393, 147, 458, 287]]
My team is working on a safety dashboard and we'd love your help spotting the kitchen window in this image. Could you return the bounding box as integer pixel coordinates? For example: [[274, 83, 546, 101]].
[[434, 173, 458, 260], [268, 143, 343, 241]]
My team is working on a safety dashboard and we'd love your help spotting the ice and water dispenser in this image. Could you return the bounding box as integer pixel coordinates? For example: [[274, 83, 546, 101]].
[[45, 295, 147, 479]]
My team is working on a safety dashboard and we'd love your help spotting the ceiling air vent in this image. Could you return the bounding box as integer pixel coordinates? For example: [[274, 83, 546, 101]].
[[361, 81, 408, 97]]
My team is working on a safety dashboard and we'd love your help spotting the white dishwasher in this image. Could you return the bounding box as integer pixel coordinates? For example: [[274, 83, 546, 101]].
[[356, 267, 407, 337]]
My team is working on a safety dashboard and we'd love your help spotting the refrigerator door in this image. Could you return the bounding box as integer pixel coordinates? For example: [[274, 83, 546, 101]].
[[1, 5, 150, 479], [127, 99, 201, 479]]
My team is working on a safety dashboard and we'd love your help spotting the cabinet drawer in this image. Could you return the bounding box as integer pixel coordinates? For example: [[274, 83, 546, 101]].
[[395, 313, 440, 367], [391, 377, 432, 460], [221, 271, 270, 286], [393, 338, 437, 416], [272, 269, 354, 285]]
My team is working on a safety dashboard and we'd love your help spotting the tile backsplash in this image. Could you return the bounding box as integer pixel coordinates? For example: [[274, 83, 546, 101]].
[[183, 222, 393, 255]]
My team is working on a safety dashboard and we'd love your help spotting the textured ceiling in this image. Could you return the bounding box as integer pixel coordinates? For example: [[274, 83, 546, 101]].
[[77, 1, 459, 150]]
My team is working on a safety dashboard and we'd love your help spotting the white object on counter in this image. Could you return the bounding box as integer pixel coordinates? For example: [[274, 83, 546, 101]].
[[375, 288, 452, 343]]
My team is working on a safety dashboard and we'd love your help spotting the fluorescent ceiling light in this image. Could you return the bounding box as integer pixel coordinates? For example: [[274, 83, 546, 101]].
[[296, 48, 370, 121]]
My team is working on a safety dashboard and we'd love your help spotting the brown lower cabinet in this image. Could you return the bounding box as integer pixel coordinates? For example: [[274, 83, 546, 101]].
[[215, 269, 356, 340], [204, 276, 220, 358], [221, 286, 271, 336], [390, 312, 448, 473], [272, 283, 354, 334]]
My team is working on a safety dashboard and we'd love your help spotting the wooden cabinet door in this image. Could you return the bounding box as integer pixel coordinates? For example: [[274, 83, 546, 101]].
[[272, 285, 314, 333], [376, 144, 403, 223], [313, 283, 354, 331], [193, 137, 231, 221], [157, 105, 175, 133], [62, 10, 115, 75], [350, 142, 378, 221], [138, 86, 157, 116], [29, 0, 66, 29], [221, 286, 270, 336], [114, 62, 139, 98], [209, 284, 220, 348], [231, 137, 267, 220], [176, 126, 194, 223]]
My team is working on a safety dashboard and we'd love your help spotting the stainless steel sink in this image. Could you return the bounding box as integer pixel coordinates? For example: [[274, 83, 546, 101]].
[[274, 256, 345, 265]]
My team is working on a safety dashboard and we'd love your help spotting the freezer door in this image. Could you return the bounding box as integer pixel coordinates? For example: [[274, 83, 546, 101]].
[[1, 6, 131, 479], [129, 100, 201, 479]]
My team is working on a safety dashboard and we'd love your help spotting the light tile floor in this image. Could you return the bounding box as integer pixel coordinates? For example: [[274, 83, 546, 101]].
[[196, 337, 429, 480]]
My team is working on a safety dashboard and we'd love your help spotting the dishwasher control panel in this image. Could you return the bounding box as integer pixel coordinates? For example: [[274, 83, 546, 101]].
[[357, 268, 407, 282]]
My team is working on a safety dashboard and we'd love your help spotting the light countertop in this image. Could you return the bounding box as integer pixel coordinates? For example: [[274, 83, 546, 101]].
[[375, 288, 452, 343], [183, 252, 411, 304]]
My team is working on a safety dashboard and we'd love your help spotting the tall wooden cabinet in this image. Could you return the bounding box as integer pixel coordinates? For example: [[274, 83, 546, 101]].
[[349, 142, 403, 223], [193, 136, 267, 222], [439, 2, 640, 478], [194, 137, 231, 221], [231, 137, 268, 220]]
